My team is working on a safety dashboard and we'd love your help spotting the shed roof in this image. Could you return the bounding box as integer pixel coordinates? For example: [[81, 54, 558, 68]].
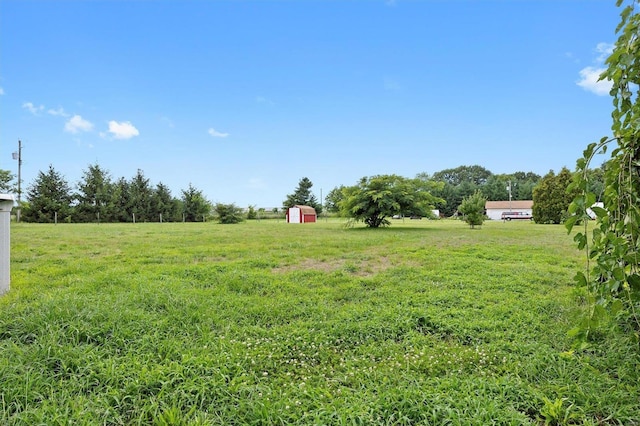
[[292, 205, 317, 215], [485, 200, 533, 210]]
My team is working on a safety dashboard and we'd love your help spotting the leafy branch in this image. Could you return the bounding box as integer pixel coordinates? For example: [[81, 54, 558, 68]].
[[566, 0, 640, 346]]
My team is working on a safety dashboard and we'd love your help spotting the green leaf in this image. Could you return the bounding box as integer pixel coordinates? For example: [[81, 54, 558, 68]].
[[573, 271, 587, 287], [565, 215, 579, 232], [613, 267, 626, 282], [610, 299, 624, 316], [590, 207, 607, 218], [627, 273, 640, 290]]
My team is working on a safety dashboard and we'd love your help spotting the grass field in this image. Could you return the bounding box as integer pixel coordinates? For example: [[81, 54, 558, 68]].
[[1, 219, 639, 425]]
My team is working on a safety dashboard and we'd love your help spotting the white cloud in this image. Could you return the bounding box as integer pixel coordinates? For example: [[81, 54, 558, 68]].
[[577, 66, 612, 96], [0, 87, 4, 95], [23, 102, 44, 115], [576, 42, 615, 96], [64, 115, 94, 133], [108, 120, 139, 139], [47, 107, 69, 117], [208, 127, 229, 138], [595, 42, 614, 63]]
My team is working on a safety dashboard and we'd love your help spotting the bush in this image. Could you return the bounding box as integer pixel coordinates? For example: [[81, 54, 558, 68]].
[[458, 190, 487, 229], [215, 203, 244, 224]]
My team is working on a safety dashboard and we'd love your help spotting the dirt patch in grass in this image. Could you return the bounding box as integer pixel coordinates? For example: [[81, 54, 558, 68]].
[[272, 255, 394, 277]]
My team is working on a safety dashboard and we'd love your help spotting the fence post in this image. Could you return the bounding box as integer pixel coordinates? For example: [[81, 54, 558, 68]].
[[0, 194, 14, 296]]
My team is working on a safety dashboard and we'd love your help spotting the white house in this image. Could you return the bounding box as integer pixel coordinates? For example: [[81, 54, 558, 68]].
[[485, 200, 533, 221]]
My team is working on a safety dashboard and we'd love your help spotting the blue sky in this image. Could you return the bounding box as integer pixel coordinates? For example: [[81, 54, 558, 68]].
[[0, 0, 621, 208]]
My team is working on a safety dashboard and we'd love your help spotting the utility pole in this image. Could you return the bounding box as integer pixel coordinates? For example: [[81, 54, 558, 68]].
[[507, 180, 512, 213], [11, 140, 22, 222]]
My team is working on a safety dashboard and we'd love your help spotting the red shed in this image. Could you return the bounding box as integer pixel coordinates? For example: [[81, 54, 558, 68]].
[[286, 205, 317, 223]]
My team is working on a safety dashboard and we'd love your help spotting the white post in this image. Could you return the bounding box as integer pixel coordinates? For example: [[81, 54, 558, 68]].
[[0, 194, 14, 295]]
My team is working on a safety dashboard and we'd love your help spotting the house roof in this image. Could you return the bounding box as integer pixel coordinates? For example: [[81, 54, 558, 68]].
[[292, 205, 317, 215], [485, 200, 533, 210]]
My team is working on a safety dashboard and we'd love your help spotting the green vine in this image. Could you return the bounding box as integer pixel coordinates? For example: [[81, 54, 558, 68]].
[[567, 0, 640, 345]]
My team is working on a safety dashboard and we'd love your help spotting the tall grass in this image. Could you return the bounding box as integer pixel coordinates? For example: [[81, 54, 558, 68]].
[[1, 220, 638, 425]]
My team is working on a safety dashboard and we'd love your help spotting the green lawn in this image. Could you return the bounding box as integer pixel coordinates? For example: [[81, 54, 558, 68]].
[[1, 220, 638, 425]]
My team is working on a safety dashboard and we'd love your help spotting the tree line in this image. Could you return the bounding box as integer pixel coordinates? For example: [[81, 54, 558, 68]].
[[4, 164, 211, 223], [325, 165, 605, 224], [1, 162, 605, 225], [324, 165, 542, 218]]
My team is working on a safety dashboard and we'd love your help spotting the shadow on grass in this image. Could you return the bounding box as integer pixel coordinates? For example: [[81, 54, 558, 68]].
[[345, 225, 443, 232]]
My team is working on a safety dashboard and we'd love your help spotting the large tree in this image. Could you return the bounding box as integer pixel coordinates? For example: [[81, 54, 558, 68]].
[[22, 165, 73, 223], [129, 169, 154, 222], [340, 174, 442, 228], [152, 182, 180, 222], [283, 177, 322, 214], [75, 163, 113, 223], [422, 168, 541, 217], [182, 183, 211, 222], [111, 177, 133, 222], [324, 185, 346, 214], [431, 165, 492, 186], [481, 173, 541, 202], [532, 168, 577, 224]]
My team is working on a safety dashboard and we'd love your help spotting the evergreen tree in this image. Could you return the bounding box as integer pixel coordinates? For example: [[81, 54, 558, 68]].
[[129, 169, 154, 222], [22, 165, 73, 223], [482, 175, 511, 202], [111, 177, 133, 222], [75, 163, 113, 223], [0, 169, 14, 193], [431, 182, 456, 217], [215, 203, 244, 224], [152, 182, 179, 222], [283, 177, 322, 214], [246, 205, 257, 220], [182, 183, 211, 222]]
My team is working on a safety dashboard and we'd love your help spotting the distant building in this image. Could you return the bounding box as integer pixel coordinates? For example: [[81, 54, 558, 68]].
[[485, 200, 533, 221]]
